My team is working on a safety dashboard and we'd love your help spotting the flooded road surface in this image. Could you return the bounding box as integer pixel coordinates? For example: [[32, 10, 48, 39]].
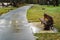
[[0, 4, 35, 40]]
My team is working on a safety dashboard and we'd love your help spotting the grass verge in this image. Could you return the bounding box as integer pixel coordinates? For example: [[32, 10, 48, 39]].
[[27, 4, 60, 32], [34, 33, 60, 40], [0, 6, 17, 15]]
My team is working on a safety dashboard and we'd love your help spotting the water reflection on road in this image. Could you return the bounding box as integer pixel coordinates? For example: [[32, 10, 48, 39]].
[[29, 23, 43, 33]]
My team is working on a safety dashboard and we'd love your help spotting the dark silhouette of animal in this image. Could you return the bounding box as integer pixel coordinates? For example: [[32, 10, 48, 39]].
[[44, 14, 54, 30], [39, 14, 54, 30]]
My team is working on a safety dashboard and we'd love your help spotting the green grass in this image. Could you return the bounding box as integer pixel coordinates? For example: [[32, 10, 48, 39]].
[[0, 6, 17, 15], [27, 4, 60, 32], [34, 33, 60, 40], [0, 4, 27, 15]]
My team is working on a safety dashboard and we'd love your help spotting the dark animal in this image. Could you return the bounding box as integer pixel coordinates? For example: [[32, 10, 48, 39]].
[[44, 14, 54, 30], [39, 14, 54, 30]]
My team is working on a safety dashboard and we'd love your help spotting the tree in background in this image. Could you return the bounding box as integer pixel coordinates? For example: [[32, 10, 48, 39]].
[[53, 0, 59, 6]]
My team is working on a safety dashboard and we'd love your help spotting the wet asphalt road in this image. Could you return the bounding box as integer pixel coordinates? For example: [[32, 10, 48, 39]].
[[0, 4, 35, 40]]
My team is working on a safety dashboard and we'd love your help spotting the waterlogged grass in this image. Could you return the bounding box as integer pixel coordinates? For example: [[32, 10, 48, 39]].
[[0, 7, 17, 15], [34, 33, 60, 40], [27, 4, 60, 32]]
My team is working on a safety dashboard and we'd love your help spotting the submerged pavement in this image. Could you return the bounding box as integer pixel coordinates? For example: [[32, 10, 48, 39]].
[[0, 4, 35, 40]]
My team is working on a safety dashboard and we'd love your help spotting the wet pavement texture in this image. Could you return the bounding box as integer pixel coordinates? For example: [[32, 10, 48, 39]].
[[0, 4, 35, 40]]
